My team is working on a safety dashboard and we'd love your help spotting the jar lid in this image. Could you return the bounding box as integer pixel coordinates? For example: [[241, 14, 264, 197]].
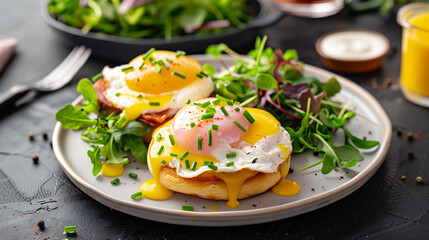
[[316, 29, 390, 73]]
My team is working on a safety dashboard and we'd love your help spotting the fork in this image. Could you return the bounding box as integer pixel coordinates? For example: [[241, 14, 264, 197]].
[[0, 46, 92, 113]]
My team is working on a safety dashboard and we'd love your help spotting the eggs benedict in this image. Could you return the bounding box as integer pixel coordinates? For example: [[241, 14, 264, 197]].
[[142, 97, 300, 208]]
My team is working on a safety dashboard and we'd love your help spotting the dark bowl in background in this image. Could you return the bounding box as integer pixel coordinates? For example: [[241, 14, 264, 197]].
[[41, 0, 285, 62]]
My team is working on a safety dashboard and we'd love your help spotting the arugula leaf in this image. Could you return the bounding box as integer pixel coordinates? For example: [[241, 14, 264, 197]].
[[256, 73, 277, 90], [322, 78, 341, 97], [109, 121, 151, 142], [77, 79, 99, 114], [87, 146, 102, 176], [123, 135, 147, 164], [203, 63, 216, 76], [55, 104, 97, 130], [101, 136, 129, 164], [343, 127, 379, 149], [333, 145, 364, 162]]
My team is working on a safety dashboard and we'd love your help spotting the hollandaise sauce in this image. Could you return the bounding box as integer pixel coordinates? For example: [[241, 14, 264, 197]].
[[101, 163, 124, 177]]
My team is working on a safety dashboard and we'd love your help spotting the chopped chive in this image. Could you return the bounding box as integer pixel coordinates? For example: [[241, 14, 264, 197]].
[[220, 106, 229, 116], [212, 99, 221, 105], [110, 178, 120, 185], [235, 107, 240, 112], [121, 66, 134, 72], [201, 101, 211, 108], [129, 172, 138, 179], [193, 102, 201, 106], [64, 226, 76, 233], [116, 116, 127, 127], [157, 145, 165, 155], [185, 159, 190, 169], [174, 72, 186, 79], [226, 152, 237, 158], [201, 113, 214, 120], [170, 153, 178, 157], [149, 102, 160, 106], [115, 93, 121, 97], [139, 62, 145, 70], [155, 63, 162, 73], [164, 65, 170, 70], [196, 73, 203, 78], [186, 99, 191, 104], [180, 151, 189, 160], [203, 161, 211, 165], [243, 110, 256, 124], [200, 71, 208, 77], [182, 205, 194, 211], [207, 163, 217, 170], [198, 137, 202, 150], [226, 161, 234, 167], [226, 100, 234, 106], [137, 94, 143, 99], [233, 121, 247, 132], [208, 130, 212, 146], [212, 124, 219, 130], [166, 58, 173, 63], [191, 162, 197, 171], [205, 107, 216, 113], [176, 51, 186, 57], [161, 160, 167, 164], [169, 134, 175, 146], [131, 191, 143, 199], [157, 60, 165, 65], [91, 72, 103, 82], [190, 122, 196, 128], [143, 48, 155, 60], [149, 57, 155, 65], [157, 133, 162, 141]]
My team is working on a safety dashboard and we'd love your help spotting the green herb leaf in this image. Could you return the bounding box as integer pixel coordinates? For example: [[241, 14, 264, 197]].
[[123, 135, 147, 164], [87, 146, 102, 176], [322, 78, 341, 97], [333, 145, 364, 162], [283, 49, 298, 60], [343, 127, 379, 149], [55, 104, 97, 130], [203, 63, 216, 76], [77, 78, 99, 113], [256, 73, 277, 90]]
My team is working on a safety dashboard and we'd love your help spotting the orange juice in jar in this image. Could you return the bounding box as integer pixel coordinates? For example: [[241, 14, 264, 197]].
[[397, 3, 429, 107]]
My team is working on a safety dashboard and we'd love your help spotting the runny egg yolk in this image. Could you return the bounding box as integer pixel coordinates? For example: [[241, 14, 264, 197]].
[[125, 51, 203, 95], [101, 163, 124, 177], [122, 93, 174, 121], [142, 107, 300, 208]]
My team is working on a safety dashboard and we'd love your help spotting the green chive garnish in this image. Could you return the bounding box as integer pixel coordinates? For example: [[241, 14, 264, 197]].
[[176, 51, 186, 57], [166, 58, 173, 63], [205, 107, 216, 113], [149, 102, 160, 106], [243, 110, 256, 124], [233, 121, 247, 132], [220, 106, 229, 116], [129, 172, 138, 178], [157, 145, 165, 155], [180, 151, 189, 160], [115, 93, 121, 97], [208, 130, 212, 146], [200, 71, 208, 77], [131, 191, 143, 199], [157, 133, 162, 141], [185, 159, 190, 169], [204, 161, 211, 165], [186, 99, 191, 104], [174, 72, 186, 79], [161, 160, 167, 164], [137, 94, 143, 99], [149, 57, 155, 65], [212, 124, 219, 130], [208, 163, 217, 170], [110, 178, 120, 185], [121, 66, 133, 72], [198, 137, 202, 150], [139, 62, 145, 70], [191, 162, 197, 171], [64, 226, 76, 233], [226, 161, 234, 167], [201, 113, 214, 120], [196, 73, 203, 78], [155, 63, 162, 73], [190, 122, 196, 128], [201, 101, 211, 108], [226, 100, 234, 106], [170, 153, 178, 157], [235, 107, 240, 112], [182, 205, 194, 211], [169, 134, 175, 146], [143, 48, 155, 60], [212, 99, 221, 105], [91, 72, 103, 82], [226, 152, 237, 158], [193, 102, 201, 106]]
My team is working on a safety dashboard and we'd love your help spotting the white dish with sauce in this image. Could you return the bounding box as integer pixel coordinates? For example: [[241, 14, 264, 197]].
[[52, 55, 392, 226]]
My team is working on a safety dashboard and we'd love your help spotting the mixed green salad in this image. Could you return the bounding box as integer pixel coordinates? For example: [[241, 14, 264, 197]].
[[48, 0, 253, 39]]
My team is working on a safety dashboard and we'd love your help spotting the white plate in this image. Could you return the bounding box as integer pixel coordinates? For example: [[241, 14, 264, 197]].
[[52, 55, 392, 226]]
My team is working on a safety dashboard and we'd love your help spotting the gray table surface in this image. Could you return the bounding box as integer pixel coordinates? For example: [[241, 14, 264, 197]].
[[1, 0, 429, 239]]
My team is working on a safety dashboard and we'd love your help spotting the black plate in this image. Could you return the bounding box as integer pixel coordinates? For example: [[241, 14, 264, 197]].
[[41, 0, 285, 62]]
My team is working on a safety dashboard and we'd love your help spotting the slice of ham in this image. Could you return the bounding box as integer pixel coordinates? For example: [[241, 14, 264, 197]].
[[93, 79, 175, 127]]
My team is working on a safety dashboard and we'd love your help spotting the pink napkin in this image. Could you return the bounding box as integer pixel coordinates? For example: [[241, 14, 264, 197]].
[[0, 37, 18, 72]]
